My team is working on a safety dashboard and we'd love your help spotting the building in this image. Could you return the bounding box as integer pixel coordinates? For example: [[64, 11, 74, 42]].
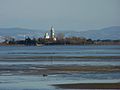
[[44, 32, 50, 39], [50, 26, 56, 41], [44, 26, 56, 41]]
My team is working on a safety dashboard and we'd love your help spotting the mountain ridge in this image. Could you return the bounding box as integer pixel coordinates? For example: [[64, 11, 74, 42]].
[[0, 26, 120, 40]]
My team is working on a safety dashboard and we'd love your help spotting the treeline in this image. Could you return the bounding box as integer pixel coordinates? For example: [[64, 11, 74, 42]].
[[1, 37, 120, 46], [3, 37, 93, 45], [94, 39, 120, 45]]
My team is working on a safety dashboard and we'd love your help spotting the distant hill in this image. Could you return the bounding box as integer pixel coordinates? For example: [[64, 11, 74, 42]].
[[65, 26, 120, 40], [0, 28, 44, 40], [0, 26, 120, 41]]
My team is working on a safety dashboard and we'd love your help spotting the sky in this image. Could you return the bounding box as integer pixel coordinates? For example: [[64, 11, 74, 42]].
[[0, 0, 120, 31]]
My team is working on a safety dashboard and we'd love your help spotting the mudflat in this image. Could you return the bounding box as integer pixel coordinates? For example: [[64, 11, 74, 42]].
[[53, 83, 120, 89], [0, 65, 120, 75]]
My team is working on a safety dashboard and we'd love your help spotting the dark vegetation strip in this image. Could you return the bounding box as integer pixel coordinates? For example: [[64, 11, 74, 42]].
[[53, 83, 120, 89]]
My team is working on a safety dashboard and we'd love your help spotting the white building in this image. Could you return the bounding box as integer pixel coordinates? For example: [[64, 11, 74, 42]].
[[50, 26, 56, 41], [44, 32, 50, 39]]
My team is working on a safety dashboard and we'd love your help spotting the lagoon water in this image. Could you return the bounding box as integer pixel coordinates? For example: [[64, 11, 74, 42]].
[[0, 45, 120, 90]]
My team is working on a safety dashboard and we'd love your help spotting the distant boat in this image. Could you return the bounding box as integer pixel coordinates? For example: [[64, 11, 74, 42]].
[[36, 43, 43, 46]]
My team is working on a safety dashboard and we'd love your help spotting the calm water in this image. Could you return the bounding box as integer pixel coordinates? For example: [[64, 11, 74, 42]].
[[0, 45, 120, 66], [0, 45, 120, 90]]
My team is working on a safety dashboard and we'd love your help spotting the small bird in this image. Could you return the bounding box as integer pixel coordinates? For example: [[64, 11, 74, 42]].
[[43, 74, 48, 77]]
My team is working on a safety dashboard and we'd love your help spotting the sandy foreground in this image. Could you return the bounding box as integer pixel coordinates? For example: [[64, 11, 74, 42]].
[[49, 66, 120, 89], [0, 65, 120, 89], [0, 63, 120, 89], [53, 83, 120, 89]]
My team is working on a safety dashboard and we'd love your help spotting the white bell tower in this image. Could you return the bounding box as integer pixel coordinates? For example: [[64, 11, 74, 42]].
[[50, 26, 56, 40]]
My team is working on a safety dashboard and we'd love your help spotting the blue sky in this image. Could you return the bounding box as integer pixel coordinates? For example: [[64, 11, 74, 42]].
[[0, 0, 120, 31]]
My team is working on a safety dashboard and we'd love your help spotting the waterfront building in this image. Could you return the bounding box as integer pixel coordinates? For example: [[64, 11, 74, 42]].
[[50, 26, 56, 41], [44, 32, 50, 39]]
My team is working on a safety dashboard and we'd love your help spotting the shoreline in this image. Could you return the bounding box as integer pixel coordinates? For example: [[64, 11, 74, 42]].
[[53, 83, 120, 89], [0, 44, 120, 46]]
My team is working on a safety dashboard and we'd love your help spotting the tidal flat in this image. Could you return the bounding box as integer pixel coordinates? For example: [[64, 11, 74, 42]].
[[0, 45, 120, 90]]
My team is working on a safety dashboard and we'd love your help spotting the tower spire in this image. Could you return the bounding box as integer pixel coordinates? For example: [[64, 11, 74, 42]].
[[50, 26, 56, 41]]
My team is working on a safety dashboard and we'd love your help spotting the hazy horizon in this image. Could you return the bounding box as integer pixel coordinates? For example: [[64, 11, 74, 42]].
[[0, 0, 120, 31], [0, 26, 120, 32]]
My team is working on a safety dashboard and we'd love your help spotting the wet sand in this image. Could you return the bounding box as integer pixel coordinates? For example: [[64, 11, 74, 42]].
[[1, 65, 120, 89], [0, 45, 120, 90], [0, 65, 120, 75], [1, 56, 120, 60], [53, 83, 120, 89]]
